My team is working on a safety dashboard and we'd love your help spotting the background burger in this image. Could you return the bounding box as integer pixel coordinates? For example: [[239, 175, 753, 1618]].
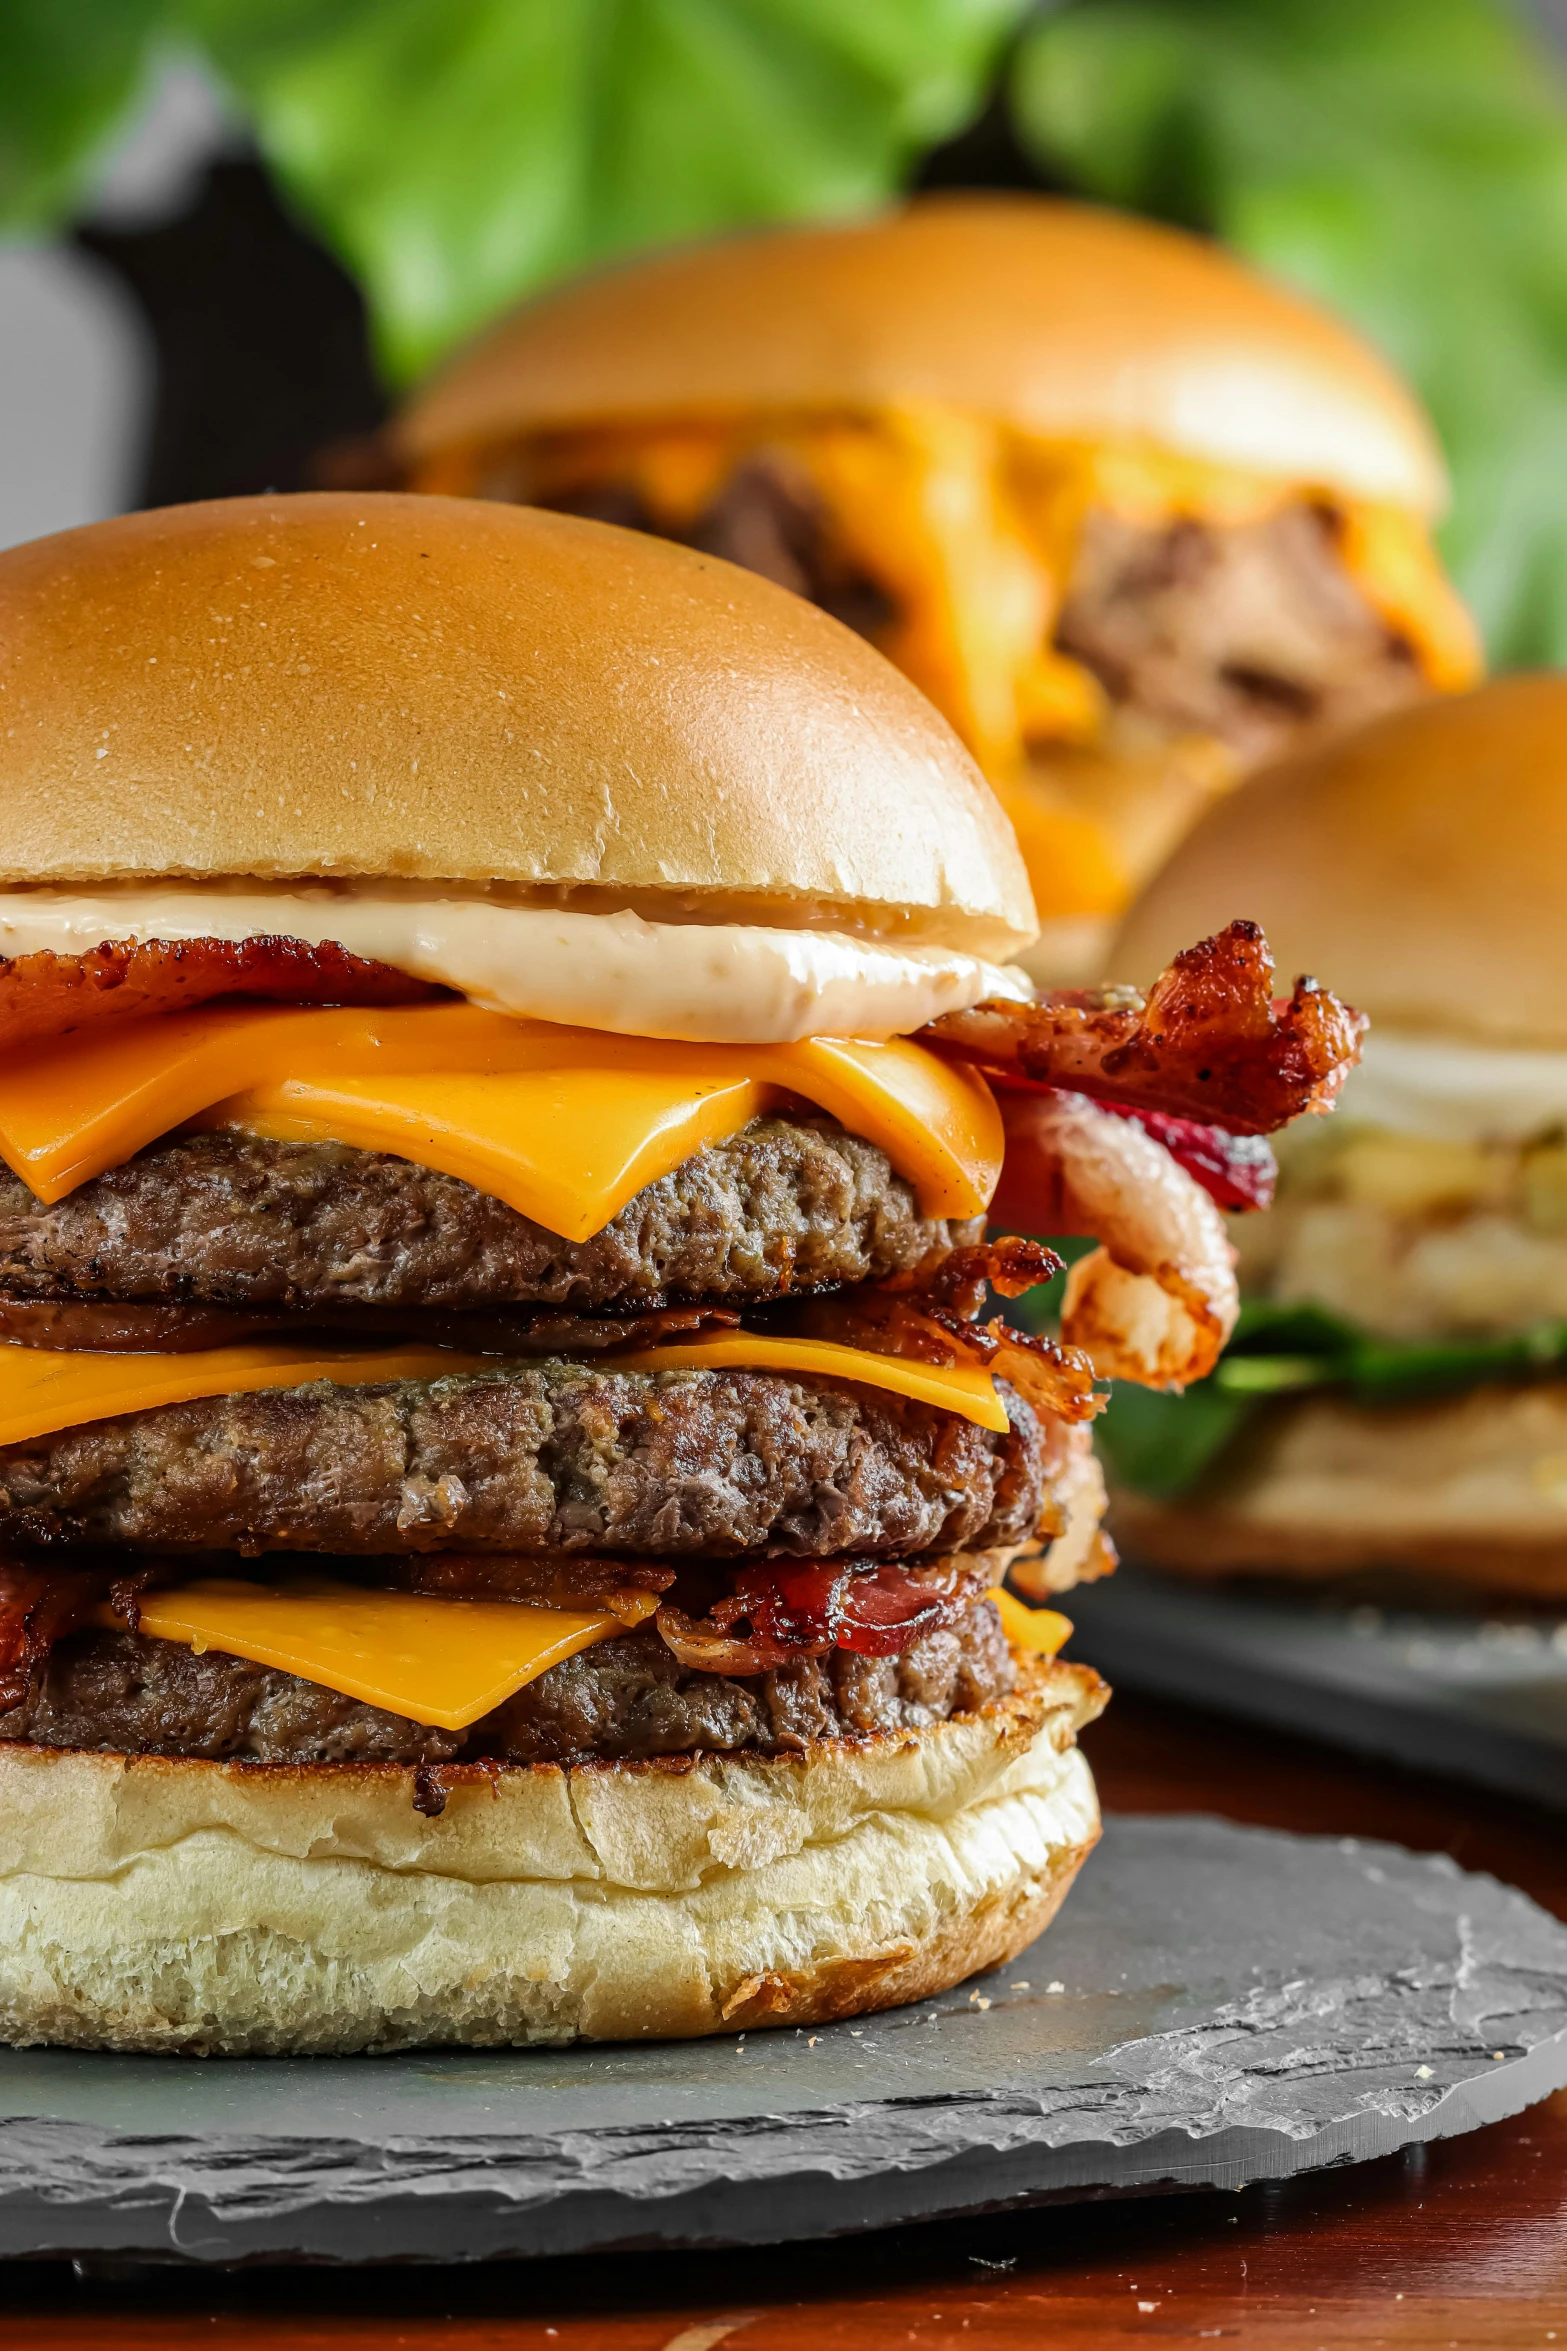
[[384, 194, 1479, 983], [1106, 674, 1567, 1600], [0, 493, 1357, 2054]]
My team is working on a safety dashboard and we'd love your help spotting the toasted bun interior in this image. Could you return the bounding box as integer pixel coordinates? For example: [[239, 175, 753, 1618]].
[[0, 1660, 1102, 2054], [1113, 676, 1567, 1048], [0, 494, 1034, 958], [401, 196, 1446, 515]]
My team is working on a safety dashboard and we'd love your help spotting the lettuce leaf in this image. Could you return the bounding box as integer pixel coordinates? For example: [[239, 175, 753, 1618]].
[[1094, 1296, 1567, 1500]]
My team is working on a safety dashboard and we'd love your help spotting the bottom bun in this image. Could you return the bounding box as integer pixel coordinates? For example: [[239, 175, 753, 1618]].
[[1113, 1381, 1567, 1598], [0, 1655, 1104, 2055]]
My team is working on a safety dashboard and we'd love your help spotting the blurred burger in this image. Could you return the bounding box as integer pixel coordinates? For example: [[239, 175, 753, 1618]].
[[386, 194, 1479, 982], [1107, 674, 1567, 1600], [0, 493, 1358, 2053]]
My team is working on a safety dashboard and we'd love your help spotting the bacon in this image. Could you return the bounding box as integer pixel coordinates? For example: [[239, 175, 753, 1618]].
[[989, 1091, 1239, 1387], [655, 1553, 989, 1675], [0, 1556, 154, 1711], [777, 1266, 1103, 1428], [923, 920, 1364, 1136], [0, 936, 442, 1053], [1089, 1100, 1276, 1213]]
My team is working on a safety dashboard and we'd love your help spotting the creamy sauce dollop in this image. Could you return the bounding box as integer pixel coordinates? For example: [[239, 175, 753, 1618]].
[[0, 887, 1033, 1044]]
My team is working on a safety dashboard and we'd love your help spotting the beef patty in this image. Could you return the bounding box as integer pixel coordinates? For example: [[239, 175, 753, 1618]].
[[0, 1600, 1017, 1765], [1057, 502, 1423, 765], [0, 1115, 964, 1319], [0, 1366, 1047, 1559]]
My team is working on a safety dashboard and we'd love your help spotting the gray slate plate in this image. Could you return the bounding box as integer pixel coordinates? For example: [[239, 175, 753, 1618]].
[[4, 1812, 1567, 2266], [1070, 1565, 1567, 1808]]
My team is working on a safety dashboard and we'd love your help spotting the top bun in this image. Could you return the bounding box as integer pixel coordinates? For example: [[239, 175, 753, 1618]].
[[0, 493, 1034, 957], [399, 195, 1446, 516], [1113, 676, 1567, 1048]]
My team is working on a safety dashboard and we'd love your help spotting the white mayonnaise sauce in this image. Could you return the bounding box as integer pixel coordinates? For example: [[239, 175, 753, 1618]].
[[1337, 1030, 1567, 1144], [0, 887, 1032, 1044]]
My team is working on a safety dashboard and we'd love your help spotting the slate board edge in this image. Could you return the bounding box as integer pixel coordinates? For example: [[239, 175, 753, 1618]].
[[1068, 1571, 1567, 1811], [3, 2038, 1565, 2266], [4, 1811, 1565, 2266]]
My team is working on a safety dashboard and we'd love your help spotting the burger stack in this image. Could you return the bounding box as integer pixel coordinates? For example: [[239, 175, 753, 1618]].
[[0, 493, 1357, 2052]]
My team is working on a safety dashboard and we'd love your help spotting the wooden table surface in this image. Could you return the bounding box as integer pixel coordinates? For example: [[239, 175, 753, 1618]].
[[8, 1691, 1567, 2348]]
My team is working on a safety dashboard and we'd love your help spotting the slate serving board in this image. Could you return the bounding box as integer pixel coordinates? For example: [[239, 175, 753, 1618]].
[[1070, 1565, 1567, 1809], [3, 1812, 1567, 2266]]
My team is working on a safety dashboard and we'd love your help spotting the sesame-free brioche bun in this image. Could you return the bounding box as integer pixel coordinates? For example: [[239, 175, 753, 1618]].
[[1112, 1384, 1567, 1601], [399, 196, 1446, 516], [0, 493, 1034, 958], [0, 1658, 1102, 2054], [1113, 676, 1567, 1049]]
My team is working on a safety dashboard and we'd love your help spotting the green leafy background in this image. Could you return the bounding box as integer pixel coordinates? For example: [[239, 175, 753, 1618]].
[[2, 0, 1030, 382], [1011, 0, 1567, 669], [5, 0, 1567, 653]]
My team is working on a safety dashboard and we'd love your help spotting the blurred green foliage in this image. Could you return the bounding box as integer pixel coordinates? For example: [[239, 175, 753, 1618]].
[[0, 0, 1028, 382], [1012, 0, 1567, 667], [9, 0, 1567, 661]]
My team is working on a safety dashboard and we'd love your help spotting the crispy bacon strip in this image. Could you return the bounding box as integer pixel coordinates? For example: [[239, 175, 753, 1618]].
[[776, 1253, 1103, 1430], [990, 1092, 1240, 1387], [656, 1551, 997, 1676], [1091, 1100, 1275, 1213], [0, 1557, 156, 1711], [923, 920, 1364, 1136], [0, 936, 442, 1053]]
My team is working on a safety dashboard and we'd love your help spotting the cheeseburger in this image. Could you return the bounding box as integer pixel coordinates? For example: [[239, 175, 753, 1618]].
[[388, 194, 1478, 981], [1108, 675, 1567, 1599], [0, 494, 1358, 2054]]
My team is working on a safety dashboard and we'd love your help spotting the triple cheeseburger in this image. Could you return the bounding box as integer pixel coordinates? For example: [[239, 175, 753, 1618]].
[[0, 494, 1359, 2053], [389, 194, 1479, 978]]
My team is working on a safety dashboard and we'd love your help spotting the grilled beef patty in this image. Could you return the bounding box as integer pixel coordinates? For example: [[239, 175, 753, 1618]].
[[0, 1115, 964, 1319], [0, 1367, 1046, 1559], [1056, 502, 1423, 764], [0, 1601, 1016, 1764]]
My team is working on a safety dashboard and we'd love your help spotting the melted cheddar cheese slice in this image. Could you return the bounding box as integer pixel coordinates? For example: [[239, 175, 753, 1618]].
[[100, 1579, 1057, 1732], [0, 1332, 1005, 1446], [0, 1001, 1002, 1233], [606, 1333, 1009, 1432], [989, 1585, 1072, 1657], [114, 1578, 662, 1731], [0, 1343, 488, 1448]]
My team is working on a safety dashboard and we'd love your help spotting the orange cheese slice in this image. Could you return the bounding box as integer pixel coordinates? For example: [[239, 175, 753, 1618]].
[[113, 1578, 661, 1732], [226, 1065, 771, 1245], [989, 1586, 1072, 1657], [0, 1343, 488, 1448], [605, 1333, 1010, 1433], [0, 1332, 1004, 1447], [0, 1002, 1002, 1234]]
